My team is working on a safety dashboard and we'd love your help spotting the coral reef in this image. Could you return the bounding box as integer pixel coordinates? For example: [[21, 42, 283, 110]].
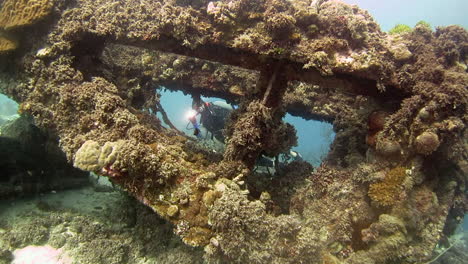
[[0, 0, 54, 54], [415, 21, 432, 31], [366, 111, 389, 147], [0, 0, 466, 263], [0, 189, 204, 264], [368, 167, 407, 207], [0, 0, 53, 29], [389, 24, 412, 35]]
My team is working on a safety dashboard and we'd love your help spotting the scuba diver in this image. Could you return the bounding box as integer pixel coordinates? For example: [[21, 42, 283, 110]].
[[187, 93, 234, 142], [254, 150, 304, 175]]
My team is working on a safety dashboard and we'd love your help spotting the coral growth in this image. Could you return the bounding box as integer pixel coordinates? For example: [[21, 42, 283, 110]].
[[368, 167, 407, 207], [366, 111, 389, 147], [224, 100, 297, 165], [434, 25, 468, 66], [0, 35, 16, 53], [352, 214, 408, 264], [0, 0, 53, 29], [0, 0, 54, 54], [388, 24, 412, 35], [0, 191, 205, 264], [415, 21, 432, 30], [74, 140, 122, 173]]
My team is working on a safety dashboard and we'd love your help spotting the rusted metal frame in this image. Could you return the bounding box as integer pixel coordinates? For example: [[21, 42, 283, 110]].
[[119, 35, 373, 103]]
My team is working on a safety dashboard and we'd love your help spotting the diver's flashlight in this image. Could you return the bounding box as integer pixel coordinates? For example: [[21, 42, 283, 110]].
[[186, 109, 197, 120], [186, 109, 201, 137]]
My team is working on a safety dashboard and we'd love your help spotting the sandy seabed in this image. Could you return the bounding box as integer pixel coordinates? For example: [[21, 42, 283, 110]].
[[0, 182, 204, 264]]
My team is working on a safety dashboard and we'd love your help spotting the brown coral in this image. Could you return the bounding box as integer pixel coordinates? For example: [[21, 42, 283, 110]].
[[0, 0, 54, 30], [0, 35, 17, 53], [264, 12, 296, 38], [368, 111, 388, 131], [368, 167, 407, 207], [434, 25, 468, 66]]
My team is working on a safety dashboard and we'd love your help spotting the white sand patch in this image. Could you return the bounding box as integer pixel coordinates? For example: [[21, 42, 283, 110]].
[[12, 245, 72, 264]]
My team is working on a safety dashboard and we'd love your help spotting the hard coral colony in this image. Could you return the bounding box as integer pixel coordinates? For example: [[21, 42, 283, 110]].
[[0, 0, 53, 54], [0, 0, 466, 264]]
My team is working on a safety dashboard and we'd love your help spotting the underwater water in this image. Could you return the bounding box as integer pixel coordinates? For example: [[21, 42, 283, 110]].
[[0, 0, 467, 264], [349, 0, 468, 31], [0, 94, 18, 126]]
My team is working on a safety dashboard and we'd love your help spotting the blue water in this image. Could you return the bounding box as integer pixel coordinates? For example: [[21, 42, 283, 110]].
[[0, 94, 19, 127], [156, 89, 195, 135], [156, 89, 232, 137], [0, 94, 18, 116], [285, 114, 334, 166], [348, 0, 468, 31]]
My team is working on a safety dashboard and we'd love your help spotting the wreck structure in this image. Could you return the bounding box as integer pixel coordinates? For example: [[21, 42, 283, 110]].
[[0, 0, 467, 263]]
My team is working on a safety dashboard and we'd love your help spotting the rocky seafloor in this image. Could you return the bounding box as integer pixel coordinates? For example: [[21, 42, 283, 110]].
[[0, 186, 204, 264]]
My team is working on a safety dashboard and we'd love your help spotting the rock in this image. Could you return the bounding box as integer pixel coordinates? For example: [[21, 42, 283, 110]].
[[389, 43, 412, 61], [376, 140, 401, 156], [415, 131, 440, 155]]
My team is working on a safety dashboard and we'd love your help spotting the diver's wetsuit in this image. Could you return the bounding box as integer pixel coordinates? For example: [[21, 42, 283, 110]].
[[199, 102, 232, 142], [191, 95, 233, 142]]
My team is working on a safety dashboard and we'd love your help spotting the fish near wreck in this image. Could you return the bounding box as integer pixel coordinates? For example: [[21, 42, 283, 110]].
[[0, 0, 466, 263]]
